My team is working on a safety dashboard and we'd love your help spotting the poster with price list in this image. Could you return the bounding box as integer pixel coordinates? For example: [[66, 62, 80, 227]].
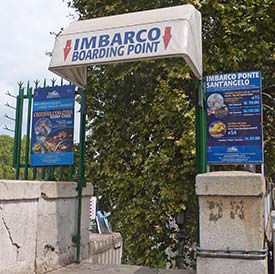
[[206, 71, 263, 164]]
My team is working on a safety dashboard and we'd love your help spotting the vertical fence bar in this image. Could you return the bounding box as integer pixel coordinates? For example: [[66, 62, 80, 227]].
[[195, 79, 207, 175], [195, 79, 207, 248], [79, 89, 87, 188], [59, 166, 64, 181], [32, 80, 39, 180], [42, 79, 47, 180], [42, 168, 46, 180], [68, 165, 73, 181], [16, 84, 24, 179], [48, 79, 56, 181], [76, 88, 87, 264], [32, 164, 37, 180], [24, 82, 33, 180], [13, 88, 21, 168]]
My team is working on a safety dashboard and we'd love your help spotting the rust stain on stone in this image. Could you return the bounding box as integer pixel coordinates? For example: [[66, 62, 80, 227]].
[[230, 200, 245, 220], [208, 200, 223, 223]]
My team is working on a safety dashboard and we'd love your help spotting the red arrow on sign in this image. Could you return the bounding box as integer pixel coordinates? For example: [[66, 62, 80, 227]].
[[64, 40, 72, 61], [163, 26, 172, 50]]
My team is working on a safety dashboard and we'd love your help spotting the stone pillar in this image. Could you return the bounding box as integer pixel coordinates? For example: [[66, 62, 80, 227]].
[[35, 181, 93, 273], [196, 171, 268, 274]]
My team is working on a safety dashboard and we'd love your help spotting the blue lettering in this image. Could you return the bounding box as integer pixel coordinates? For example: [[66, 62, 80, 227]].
[[124, 31, 135, 44], [148, 28, 161, 41], [72, 27, 162, 61], [93, 49, 99, 58], [117, 45, 124, 56], [80, 37, 96, 50], [146, 42, 154, 53], [109, 46, 124, 57], [153, 41, 159, 52], [99, 48, 106, 58], [109, 47, 117, 57], [127, 44, 135, 55], [136, 29, 147, 43], [74, 39, 80, 50], [98, 35, 110, 47], [134, 44, 142, 54], [110, 33, 122, 46], [142, 43, 146, 53], [127, 41, 160, 56], [72, 51, 78, 61], [78, 50, 86, 61], [86, 50, 92, 60], [105, 47, 110, 57]]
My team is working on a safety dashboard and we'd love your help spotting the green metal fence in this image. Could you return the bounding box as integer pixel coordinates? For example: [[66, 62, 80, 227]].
[[9, 78, 87, 264], [12, 79, 79, 181]]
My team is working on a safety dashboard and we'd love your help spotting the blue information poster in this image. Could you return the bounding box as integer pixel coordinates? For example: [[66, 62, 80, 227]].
[[30, 85, 75, 166], [206, 71, 263, 164]]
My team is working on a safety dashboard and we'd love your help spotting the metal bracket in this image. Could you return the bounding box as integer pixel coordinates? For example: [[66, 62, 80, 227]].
[[198, 80, 204, 107], [72, 234, 78, 244]]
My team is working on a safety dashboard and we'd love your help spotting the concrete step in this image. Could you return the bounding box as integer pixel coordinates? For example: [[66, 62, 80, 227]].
[[46, 262, 196, 274]]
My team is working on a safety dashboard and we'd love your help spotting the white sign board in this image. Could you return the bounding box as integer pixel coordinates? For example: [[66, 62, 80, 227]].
[[49, 5, 202, 87]]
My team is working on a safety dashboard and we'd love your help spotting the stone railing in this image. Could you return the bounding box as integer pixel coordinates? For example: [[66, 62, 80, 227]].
[[88, 233, 123, 265]]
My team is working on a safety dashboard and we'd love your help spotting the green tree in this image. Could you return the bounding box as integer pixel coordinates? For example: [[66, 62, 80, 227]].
[[85, 61, 196, 267], [0, 135, 36, 180], [67, 0, 275, 268], [0, 135, 16, 179]]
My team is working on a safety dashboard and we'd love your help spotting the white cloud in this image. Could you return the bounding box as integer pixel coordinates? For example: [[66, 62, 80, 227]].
[[0, 0, 79, 136]]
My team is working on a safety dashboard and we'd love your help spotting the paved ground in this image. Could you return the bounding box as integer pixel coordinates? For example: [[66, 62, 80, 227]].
[[46, 262, 196, 274]]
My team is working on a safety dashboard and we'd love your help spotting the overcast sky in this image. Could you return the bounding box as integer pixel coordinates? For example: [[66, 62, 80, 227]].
[[0, 0, 77, 136]]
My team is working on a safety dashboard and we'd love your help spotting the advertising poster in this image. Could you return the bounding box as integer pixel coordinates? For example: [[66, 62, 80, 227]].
[[206, 71, 263, 164], [30, 85, 75, 166]]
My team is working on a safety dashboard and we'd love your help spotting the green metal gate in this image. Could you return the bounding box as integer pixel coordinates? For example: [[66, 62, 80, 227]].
[[9, 78, 86, 263]]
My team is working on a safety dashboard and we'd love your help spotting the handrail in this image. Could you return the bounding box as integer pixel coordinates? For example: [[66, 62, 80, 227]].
[[196, 246, 268, 260]]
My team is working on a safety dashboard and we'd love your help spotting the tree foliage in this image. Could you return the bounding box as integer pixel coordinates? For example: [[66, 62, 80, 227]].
[[67, 0, 275, 268], [0, 135, 34, 180], [0, 135, 16, 179], [85, 60, 196, 267]]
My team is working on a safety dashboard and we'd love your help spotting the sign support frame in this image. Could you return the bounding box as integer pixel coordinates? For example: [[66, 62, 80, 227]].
[[48, 5, 205, 263], [195, 79, 207, 246], [75, 87, 87, 264]]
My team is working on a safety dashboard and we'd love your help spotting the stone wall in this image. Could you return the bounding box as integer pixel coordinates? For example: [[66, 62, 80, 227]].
[[0, 180, 93, 274]]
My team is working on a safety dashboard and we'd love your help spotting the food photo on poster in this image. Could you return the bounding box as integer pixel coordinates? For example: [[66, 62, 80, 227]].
[[30, 85, 75, 167], [206, 71, 263, 165]]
